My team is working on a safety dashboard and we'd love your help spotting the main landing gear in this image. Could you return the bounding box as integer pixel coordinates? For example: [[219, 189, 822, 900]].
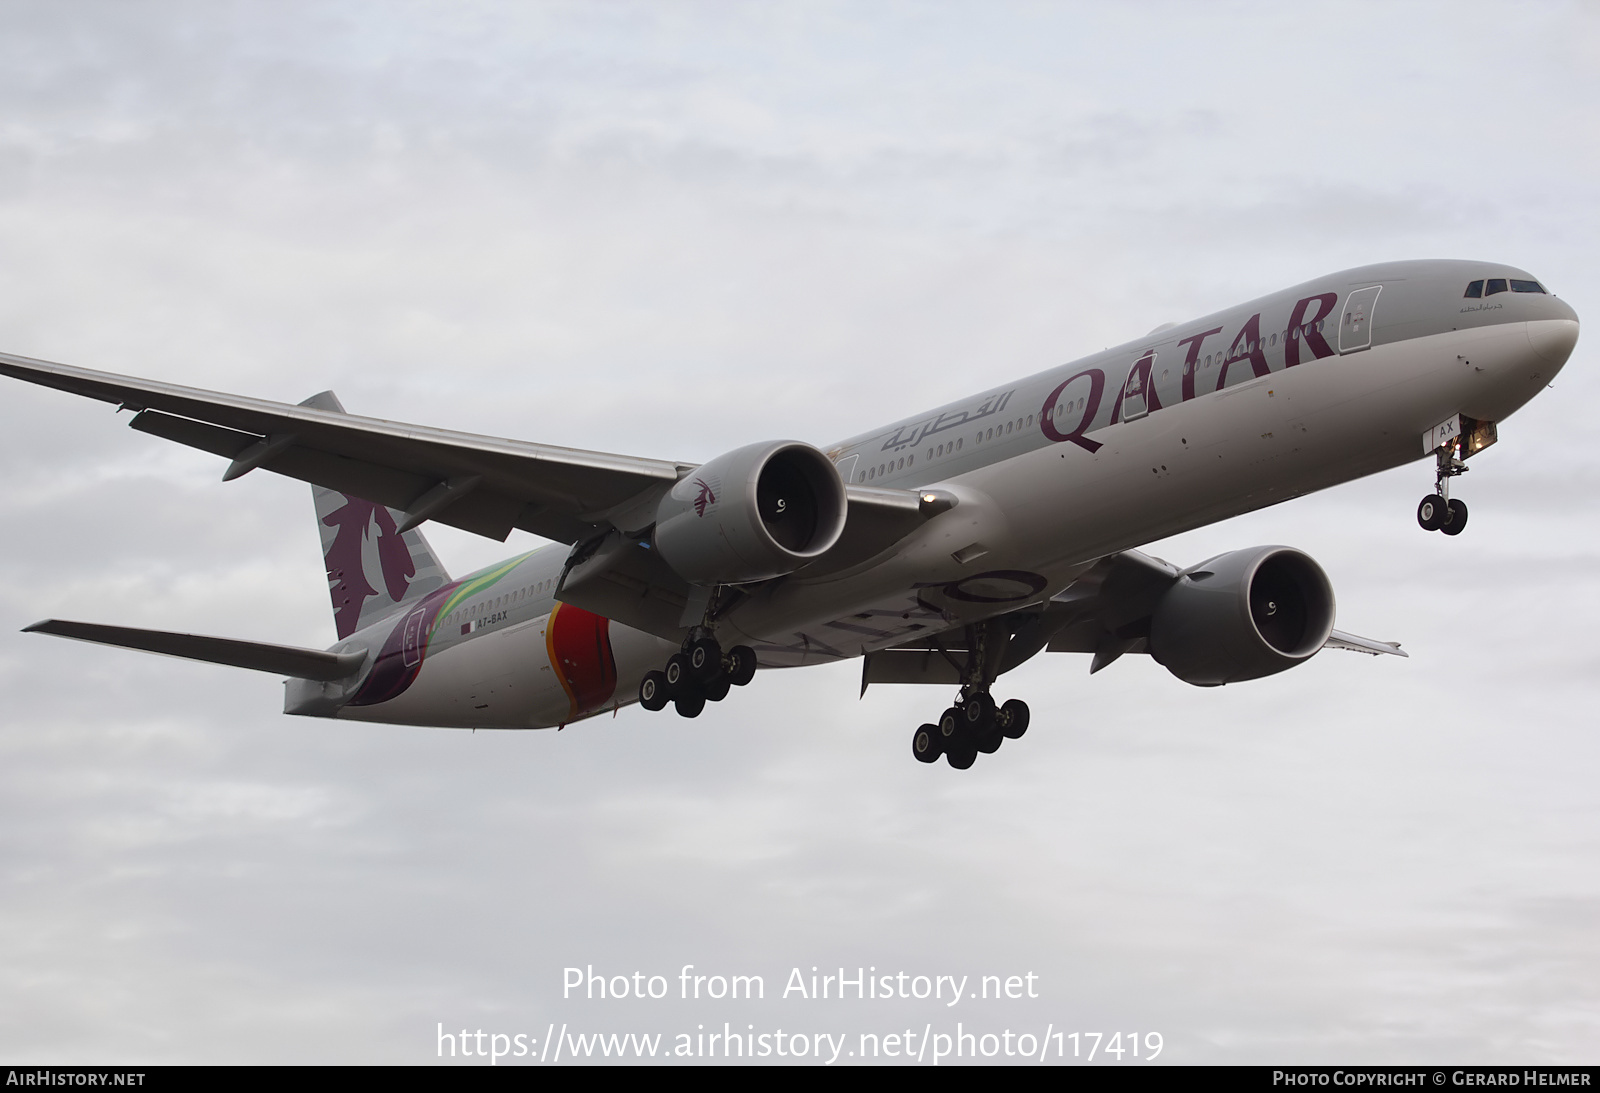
[[908, 618, 1030, 770], [911, 690, 1030, 770], [637, 629, 758, 718], [1417, 442, 1469, 536]]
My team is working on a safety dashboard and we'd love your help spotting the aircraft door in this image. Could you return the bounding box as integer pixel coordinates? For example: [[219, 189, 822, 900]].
[[402, 606, 427, 668], [1118, 352, 1155, 421], [1338, 286, 1382, 354]]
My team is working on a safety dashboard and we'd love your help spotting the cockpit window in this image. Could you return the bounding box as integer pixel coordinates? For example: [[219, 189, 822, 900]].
[[1485, 278, 1508, 296], [1464, 280, 1483, 298], [1510, 279, 1546, 294]]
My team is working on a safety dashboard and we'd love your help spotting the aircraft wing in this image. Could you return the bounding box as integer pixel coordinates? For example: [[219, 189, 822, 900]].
[[1040, 551, 1407, 664], [865, 549, 1406, 689], [862, 552, 1181, 689], [0, 350, 693, 544], [1, 351, 929, 554], [1323, 629, 1408, 657]]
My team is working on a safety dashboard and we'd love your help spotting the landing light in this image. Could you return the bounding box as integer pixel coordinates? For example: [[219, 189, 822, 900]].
[[917, 490, 957, 518]]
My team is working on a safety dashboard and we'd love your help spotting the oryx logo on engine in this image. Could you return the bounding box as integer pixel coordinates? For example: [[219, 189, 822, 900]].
[[692, 477, 719, 517]]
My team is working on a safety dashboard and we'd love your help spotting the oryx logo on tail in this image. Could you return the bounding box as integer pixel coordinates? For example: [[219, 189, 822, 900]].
[[315, 490, 450, 639]]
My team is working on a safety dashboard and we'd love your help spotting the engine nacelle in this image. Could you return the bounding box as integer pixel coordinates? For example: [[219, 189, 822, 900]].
[[1148, 546, 1335, 687], [653, 440, 848, 585]]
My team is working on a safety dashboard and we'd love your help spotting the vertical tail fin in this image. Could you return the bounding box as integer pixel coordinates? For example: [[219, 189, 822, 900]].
[[301, 391, 451, 639]]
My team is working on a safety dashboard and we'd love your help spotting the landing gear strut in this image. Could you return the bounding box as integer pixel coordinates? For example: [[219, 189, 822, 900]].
[[637, 595, 758, 718], [909, 620, 1031, 770], [1417, 441, 1469, 536]]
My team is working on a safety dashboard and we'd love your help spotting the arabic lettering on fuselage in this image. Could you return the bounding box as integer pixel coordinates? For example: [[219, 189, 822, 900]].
[[880, 387, 1016, 452], [861, 288, 1366, 461], [1459, 302, 1504, 314]]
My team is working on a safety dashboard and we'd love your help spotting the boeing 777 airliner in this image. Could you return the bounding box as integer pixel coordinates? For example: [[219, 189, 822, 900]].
[[2, 259, 1579, 768]]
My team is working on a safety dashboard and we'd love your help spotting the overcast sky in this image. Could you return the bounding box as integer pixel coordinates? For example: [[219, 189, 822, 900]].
[[0, 0, 1596, 1066]]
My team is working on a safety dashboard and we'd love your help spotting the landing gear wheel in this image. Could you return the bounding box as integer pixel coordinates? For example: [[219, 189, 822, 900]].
[[912, 723, 942, 764], [702, 678, 731, 703], [674, 691, 706, 718], [1417, 494, 1449, 531], [687, 637, 721, 681], [724, 645, 758, 687], [664, 653, 691, 693], [975, 720, 1003, 754], [939, 706, 977, 769], [999, 699, 1030, 739], [937, 706, 964, 749], [639, 671, 669, 712], [1440, 498, 1468, 536], [962, 692, 995, 729], [945, 744, 977, 770]]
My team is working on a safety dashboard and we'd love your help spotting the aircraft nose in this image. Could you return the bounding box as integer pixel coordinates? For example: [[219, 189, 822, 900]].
[[1527, 317, 1579, 365]]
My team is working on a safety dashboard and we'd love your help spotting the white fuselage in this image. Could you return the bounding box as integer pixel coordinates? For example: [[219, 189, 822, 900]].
[[330, 260, 1578, 729]]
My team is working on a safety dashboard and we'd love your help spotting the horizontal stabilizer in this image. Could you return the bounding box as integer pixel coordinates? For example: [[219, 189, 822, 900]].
[[22, 619, 368, 681]]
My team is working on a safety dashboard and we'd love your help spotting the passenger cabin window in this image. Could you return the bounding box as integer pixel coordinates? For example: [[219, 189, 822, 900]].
[[1510, 279, 1546, 294], [1485, 278, 1508, 296], [1464, 280, 1483, 298]]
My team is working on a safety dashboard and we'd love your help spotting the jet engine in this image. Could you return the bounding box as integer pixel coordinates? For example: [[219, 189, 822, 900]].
[[1147, 546, 1335, 686], [653, 440, 848, 585]]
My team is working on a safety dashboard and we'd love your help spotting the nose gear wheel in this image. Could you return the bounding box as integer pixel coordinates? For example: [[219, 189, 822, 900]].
[[1417, 495, 1449, 531]]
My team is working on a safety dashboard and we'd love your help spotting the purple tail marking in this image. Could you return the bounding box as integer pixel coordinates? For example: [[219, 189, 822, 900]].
[[322, 496, 417, 639], [347, 583, 456, 707]]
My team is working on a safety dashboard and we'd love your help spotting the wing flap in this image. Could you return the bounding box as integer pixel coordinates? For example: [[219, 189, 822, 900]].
[[129, 408, 532, 540], [127, 409, 258, 461], [861, 647, 964, 687], [23, 619, 367, 681]]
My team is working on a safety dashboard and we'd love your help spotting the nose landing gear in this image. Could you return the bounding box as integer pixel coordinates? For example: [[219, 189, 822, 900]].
[[1417, 442, 1469, 536], [1418, 416, 1498, 535]]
